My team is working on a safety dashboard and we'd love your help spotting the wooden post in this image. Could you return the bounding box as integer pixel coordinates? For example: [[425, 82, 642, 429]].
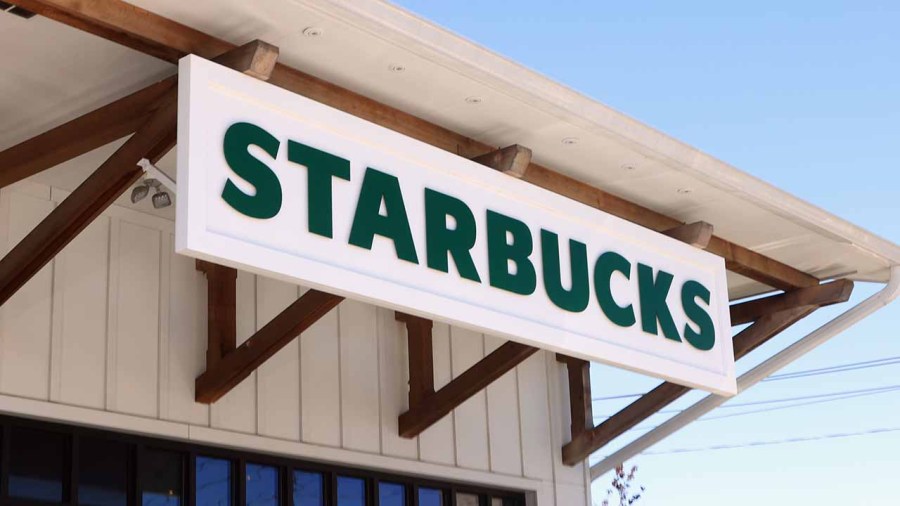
[[196, 260, 237, 369]]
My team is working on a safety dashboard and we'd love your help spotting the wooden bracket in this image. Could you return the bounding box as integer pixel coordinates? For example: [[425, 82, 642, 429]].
[[662, 221, 714, 249], [0, 93, 177, 307], [729, 279, 853, 326], [195, 260, 237, 369], [0, 40, 279, 308], [396, 312, 538, 438], [471, 144, 533, 178], [556, 280, 854, 465], [195, 286, 343, 404]]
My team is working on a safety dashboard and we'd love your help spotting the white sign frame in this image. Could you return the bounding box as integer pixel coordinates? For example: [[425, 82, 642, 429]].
[[176, 55, 735, 395]]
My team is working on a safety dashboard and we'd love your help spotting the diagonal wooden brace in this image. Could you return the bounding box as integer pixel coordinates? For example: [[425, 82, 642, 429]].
[[0, 93, 177, 307], [395, 312, 538, 438], [556, 279, 853, 466], [195, 288, 343, 403]]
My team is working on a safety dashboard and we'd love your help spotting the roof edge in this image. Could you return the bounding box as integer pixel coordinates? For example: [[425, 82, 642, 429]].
[[304, 0, 900, 268]]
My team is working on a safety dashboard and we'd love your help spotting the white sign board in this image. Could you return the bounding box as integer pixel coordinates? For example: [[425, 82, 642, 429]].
[[176, 55, 736, 395]]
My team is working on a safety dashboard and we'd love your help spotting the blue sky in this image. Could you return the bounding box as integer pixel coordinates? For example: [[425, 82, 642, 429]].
[[393, 1, 900, 504]]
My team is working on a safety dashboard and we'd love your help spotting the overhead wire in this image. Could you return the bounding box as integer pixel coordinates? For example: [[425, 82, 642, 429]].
[[590, 355, 900, 402], [639, 426, 900, 455], [611, 385, 900, 432]]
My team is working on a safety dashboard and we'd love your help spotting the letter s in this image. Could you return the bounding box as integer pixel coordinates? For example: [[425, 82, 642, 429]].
[[681, 280, 716, 351], [221, 122, 282, 219]]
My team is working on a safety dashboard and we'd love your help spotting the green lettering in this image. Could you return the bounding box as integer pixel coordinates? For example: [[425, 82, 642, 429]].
[[541, 230, 589, 312], [287, 140, 350, 238], [681, 280, 715, 351], [221, 122, 282, 219], [486, 210, 536, 295], [348, 168, 419, 264], [424, 189, 481, 282], [593, 252, 636, 327], [637, 263, 680, 341]]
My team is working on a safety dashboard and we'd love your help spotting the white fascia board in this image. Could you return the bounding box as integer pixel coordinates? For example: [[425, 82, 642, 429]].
[[303, 0, 900, 268]]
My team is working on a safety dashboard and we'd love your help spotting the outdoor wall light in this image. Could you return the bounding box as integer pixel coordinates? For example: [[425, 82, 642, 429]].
[[131, 159, 177, 209], [130, 182, 150, 204]]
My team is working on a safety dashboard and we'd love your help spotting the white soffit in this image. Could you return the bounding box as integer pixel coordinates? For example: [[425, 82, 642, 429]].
[[1, 0, 897, 300]]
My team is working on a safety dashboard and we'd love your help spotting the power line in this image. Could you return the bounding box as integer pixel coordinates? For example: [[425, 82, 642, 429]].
[[620, 386, 900, 432], [592, 384, 900, 421], [716, 384, 900, 409], [591, 355, 900, 402], [639, 426, 900, 455], [763, 357, 900, 381]]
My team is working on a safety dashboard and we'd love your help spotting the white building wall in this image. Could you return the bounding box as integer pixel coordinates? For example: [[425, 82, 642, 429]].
[[0, 181, 592, 506]]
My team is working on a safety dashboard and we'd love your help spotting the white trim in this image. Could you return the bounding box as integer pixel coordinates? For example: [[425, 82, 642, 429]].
[[302, 0, 900, 268]]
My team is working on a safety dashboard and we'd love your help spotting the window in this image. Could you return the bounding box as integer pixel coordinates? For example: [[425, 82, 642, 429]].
[[456, 493, 480, 506], [246, 463, 279, 506], [0, 414, 525, 506], [378, 482, 406, 506], [79, 436, 129, 506], [7, 426, 66, 502], [293, 470, 324, 506], [196, 456, 232, 506], [140, 448, 183, 506], [337, 476, 366, 506], [418, 487, 444, 506]]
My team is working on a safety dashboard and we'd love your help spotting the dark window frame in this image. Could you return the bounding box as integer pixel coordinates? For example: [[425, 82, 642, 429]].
[[0, 415, 525, 506]]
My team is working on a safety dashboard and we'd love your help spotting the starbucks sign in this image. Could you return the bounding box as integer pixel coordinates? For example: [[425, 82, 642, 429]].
[[176, 56, 736, 395]]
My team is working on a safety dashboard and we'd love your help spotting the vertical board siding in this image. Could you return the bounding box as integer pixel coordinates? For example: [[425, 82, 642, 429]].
[[51, 217, 110, 409], [484, 335, 523, 476], [417, 321, 455, 466], [450, 326, 490, 471], [516, 352, 555, 481], [546, 354, 586, 487], [209, 270, 257, 433], [339, 299, 381, 453], [256, 277, 302, 441], [299, 291, 341, 446], [111, 220, 161, 418], [164, 237, 209, 426], [378, 307, 418, 458], [0, 192, 54, 400], [0, 182, 593, 505]]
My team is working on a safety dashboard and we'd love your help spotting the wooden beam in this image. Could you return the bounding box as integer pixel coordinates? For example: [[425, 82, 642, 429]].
[[663, 221, 714, 249], [9, 0, 230, 63], [471, 144, 533, 178], [0, 93, 177, 307], [560, 305, 816, 465], [730, 279, 854, 326], [214, 39, 279, 81], [195, 289, 344, 403], [398, 339, 538, 438], [0, 77, 175, 188], [196, 260, 237, 369], [10, 0, 821, 292], [0, 38, 278, 189], [396, 312, 435, 406], [556, 354, 593, 437], [705, 235, 819, 291]]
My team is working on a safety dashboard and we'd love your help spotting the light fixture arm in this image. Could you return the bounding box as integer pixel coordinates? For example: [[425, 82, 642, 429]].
[[137, 158, 177, 194]]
